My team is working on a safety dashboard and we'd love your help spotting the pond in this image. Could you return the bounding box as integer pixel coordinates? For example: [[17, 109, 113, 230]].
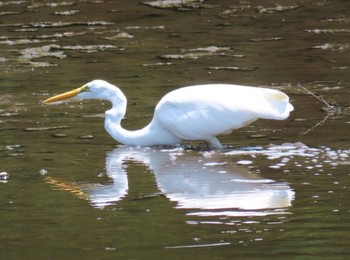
[[0, 0, 349, 259]]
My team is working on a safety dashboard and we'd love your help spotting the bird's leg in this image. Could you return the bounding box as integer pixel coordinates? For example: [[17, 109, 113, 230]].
[[205, 137, 223, 149]]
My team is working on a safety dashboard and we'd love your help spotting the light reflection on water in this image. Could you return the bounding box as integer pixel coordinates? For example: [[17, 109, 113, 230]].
[[44, 143, 349, 220], [39, 142, 350, 254], [45, 146, 295, 217]]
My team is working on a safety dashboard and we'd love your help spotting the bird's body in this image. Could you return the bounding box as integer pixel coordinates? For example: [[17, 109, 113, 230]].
[[43, 80, 293, 148]]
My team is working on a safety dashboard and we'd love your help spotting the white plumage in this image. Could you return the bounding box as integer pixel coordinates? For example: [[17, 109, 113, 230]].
[[43, 80, 293, 148]]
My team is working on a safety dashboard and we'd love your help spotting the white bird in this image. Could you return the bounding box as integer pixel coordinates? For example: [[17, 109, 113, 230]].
[[43, 80, 293, 148]]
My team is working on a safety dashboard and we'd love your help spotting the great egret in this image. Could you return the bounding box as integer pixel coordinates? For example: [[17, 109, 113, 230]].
[[43, 80, 293, 148]]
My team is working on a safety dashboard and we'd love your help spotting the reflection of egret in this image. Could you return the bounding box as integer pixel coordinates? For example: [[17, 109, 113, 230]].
[[46, 147, 295, 216], [43, 80, 293, 148]]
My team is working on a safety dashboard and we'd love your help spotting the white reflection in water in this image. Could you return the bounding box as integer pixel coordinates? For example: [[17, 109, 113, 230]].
[[47, 146, 295, 217]]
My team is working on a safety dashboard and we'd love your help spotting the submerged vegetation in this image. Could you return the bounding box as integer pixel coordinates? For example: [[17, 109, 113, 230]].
[[299, 85, 343, 135]]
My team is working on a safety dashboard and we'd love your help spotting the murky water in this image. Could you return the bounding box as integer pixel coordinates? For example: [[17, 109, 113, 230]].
[[0, 0, 349, 259]]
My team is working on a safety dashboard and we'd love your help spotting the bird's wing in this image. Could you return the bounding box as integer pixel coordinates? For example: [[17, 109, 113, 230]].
[[152, 85, 292, 140]]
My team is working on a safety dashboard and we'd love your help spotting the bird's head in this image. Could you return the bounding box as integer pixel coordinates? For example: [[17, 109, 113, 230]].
[[43, 80, 126, 104]]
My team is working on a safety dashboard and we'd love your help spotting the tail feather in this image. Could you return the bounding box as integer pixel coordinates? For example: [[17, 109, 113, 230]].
[[257, 89, 293, 120]]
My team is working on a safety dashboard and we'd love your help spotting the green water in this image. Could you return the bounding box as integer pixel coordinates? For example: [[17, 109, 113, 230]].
[[0, 1, 349, 259]]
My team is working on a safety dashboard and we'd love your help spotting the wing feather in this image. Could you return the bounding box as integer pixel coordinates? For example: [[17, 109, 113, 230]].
[[152, 84, 293, 141]]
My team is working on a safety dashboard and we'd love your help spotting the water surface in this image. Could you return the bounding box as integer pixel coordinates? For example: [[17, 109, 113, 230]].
[[0, 1, 349, 259]]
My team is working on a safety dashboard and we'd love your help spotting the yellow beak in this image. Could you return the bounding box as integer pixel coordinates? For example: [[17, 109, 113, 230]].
[[42, 85, 88, 104]]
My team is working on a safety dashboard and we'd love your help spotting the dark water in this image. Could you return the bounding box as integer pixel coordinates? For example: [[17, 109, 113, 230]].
[[0, 1, 349, 259]]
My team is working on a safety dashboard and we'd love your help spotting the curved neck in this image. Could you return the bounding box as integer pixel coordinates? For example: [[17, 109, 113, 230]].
[[104, 103, 181, 146], [104, 107, 148, 145]]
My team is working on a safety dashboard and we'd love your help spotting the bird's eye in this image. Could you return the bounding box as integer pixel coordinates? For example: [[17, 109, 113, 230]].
[[83, 85, 90, 92]]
